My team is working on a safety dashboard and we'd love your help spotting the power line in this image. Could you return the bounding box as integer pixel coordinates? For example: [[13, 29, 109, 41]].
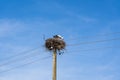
[[1, 37, 120, 66], [0, 41, 119, 74], [66, 46, 120, 53], [66, 31, 120, 41], [0, 56, 51, 74], [0, 45, 117, 67], [0, 52, 42, 67], [0, 47, 118, 74], [68, 37, 120, 46], [0, 46, 41, 61], [2, 31, 120, 60]]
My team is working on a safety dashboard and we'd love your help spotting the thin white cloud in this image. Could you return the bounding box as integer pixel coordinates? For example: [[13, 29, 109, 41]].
[[0, 19, 25, 37], [53, 2, 97, 23]]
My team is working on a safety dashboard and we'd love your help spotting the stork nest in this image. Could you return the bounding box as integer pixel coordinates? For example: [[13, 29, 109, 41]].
[[45, 38, 66, 51]]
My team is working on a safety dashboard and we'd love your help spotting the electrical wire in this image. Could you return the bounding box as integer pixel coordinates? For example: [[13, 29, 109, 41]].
[[66, 31, 120, 41], [68, 37, 120, 46], [0, 56, 51, 74], [1, 45, 119, 67], [1, 37, 119, 66], [0, 45, 119, 74], [1, 46, 118, 74], [1, 32, 120, 74], [66, 46, 120, 53], [0, 46, 41, 61], [0, 52, 42, 67]]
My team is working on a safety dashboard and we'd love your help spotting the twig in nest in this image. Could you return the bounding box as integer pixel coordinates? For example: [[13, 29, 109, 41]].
[[45, 38, 66, 51]]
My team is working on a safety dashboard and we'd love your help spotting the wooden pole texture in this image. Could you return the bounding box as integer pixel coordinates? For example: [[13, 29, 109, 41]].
[[52, 49, 57, 80]]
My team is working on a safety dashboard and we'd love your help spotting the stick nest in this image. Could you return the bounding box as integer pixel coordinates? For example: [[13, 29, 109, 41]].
[[45, 38, 66, 51]]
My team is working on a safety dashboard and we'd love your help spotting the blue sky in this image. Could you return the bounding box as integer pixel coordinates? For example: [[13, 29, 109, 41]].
[[0, 0, 120, 80]]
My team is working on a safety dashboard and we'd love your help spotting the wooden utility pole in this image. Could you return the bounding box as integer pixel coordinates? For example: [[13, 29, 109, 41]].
[[52, 49, 57, 80], [45, 35, 66, 80]]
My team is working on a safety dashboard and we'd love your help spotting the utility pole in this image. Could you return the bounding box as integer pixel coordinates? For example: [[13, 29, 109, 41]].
[[45, 35, 66, 80], [52, 49, 57, 80]]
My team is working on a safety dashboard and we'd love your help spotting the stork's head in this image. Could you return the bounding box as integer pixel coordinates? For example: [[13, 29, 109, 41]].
[[53, 35, 63, 40]]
